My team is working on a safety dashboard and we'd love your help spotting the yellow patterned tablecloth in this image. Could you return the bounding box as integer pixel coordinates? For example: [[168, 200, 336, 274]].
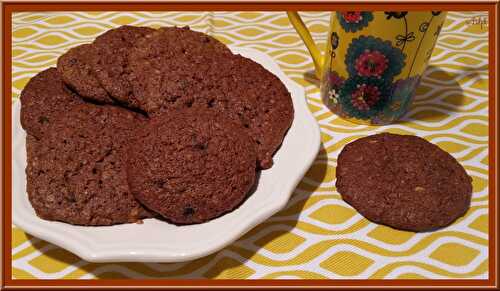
[[11, 11, 489, 279]]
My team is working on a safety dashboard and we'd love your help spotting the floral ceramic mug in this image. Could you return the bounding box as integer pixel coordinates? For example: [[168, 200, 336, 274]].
[[287, 11, 447, 125]]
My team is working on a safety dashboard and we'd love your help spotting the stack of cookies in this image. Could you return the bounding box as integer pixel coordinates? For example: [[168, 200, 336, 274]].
[[21, 26, 294, 226]]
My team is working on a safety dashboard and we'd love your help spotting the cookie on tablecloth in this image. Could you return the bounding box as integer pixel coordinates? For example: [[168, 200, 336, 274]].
[[126, 107, 256, 224], [336, 133, 472, 232]]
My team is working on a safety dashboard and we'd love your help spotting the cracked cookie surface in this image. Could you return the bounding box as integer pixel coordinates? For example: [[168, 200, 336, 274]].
[[26, 103, 153, 225], [336, 133, 472, 232], [126, 107, 256, 224], [57, 25, 155, 107], [127, 26, 294, 168], [20, 68, 84, 139]]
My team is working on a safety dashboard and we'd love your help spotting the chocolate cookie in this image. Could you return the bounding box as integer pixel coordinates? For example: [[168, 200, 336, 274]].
[[26, 104, 153, 226], [127, 26, 294, 168], [20, 68, 84, 139], [213, 55, 294, 169], [57, 25, 155, 106], [57, 44, 112, 103], [336, 133, 472, 232], [126, 26, 233, 113], [126, 107, 257, 224]]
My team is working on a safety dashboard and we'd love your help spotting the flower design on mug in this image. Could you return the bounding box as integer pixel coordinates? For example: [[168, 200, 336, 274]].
[[330, 31, 340, 59], [384, 12, 408, 19], [395, 32, 416, 47], [351, 83, 381, 111], [331, 31, 340, 50], [325, 70, 345, 105], [328, 89, 339, 105], [328, 70, 345, 88], [384, 75, 422, 119], [345, 36, 406, 81], [419, 22, 430, 32], [339, 76, 391, 119], [337, 12, 374, 32], [354, 50, 389, 78]]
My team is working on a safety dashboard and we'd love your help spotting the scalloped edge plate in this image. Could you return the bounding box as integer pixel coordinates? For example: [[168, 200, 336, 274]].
[[12, 46, 321, 263]]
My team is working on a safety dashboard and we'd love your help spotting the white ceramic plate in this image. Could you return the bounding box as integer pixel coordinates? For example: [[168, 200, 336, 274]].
[[12, 46, 321, 263]]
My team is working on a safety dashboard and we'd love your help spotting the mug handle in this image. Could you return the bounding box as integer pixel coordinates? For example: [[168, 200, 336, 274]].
[[287, 11, 324, 79]]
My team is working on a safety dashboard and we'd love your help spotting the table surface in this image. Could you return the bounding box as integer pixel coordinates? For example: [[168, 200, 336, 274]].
[[11, 11, 489, 279]]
